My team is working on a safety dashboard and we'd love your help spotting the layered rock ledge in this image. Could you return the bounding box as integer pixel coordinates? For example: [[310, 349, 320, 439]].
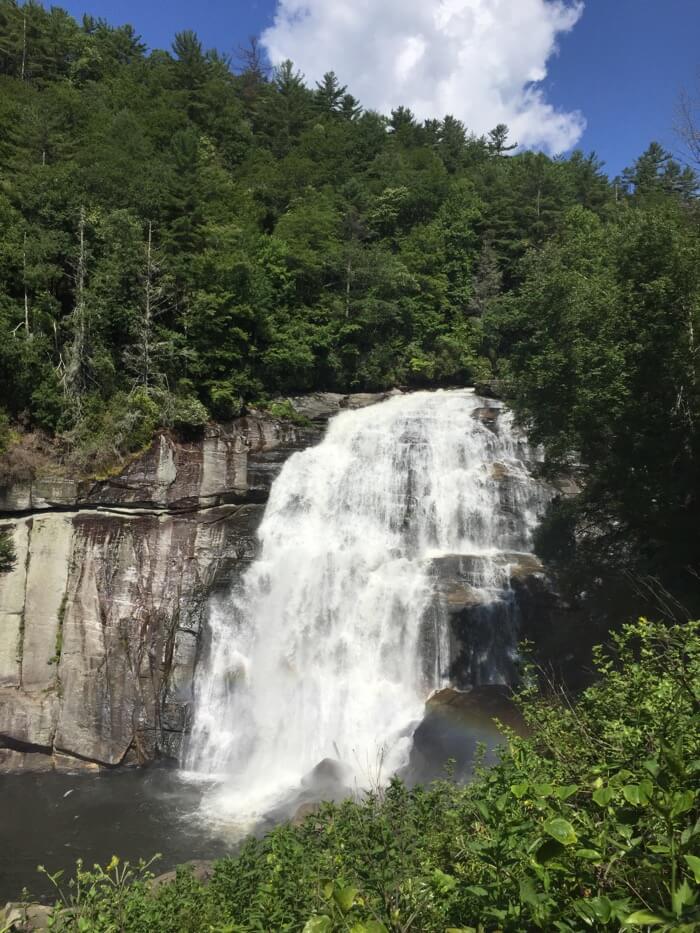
[[0, 393, 394, 773]]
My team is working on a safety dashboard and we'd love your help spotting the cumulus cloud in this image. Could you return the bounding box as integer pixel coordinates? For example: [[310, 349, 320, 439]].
[[261, 0, 586, 153]]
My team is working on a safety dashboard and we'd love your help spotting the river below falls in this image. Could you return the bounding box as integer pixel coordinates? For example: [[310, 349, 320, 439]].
[[0, 700, 511, 903]]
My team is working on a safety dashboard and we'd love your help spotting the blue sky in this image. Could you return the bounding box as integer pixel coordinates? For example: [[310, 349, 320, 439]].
[[56, 0, 699, 178]]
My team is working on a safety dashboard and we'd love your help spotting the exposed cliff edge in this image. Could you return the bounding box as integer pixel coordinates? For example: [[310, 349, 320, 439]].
[[0, 393, 401, 773], [0, 389, 565, 774]]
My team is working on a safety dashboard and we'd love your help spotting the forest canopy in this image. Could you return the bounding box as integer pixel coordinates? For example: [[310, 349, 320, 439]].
[[0, 0, 699, 591]]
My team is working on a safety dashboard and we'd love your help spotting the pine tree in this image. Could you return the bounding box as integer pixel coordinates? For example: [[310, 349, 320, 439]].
[[488, 123, 517, 154], [314, 71, 347, 114]]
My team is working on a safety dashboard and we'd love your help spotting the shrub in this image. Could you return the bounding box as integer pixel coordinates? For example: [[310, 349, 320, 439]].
[[0, 530, 15, 573], [0, 408, 11, 456], [162, 393, 209, 436], [207, 381, 244, 420], [265, 398, 312, 425], [36, 619, 700, 932]]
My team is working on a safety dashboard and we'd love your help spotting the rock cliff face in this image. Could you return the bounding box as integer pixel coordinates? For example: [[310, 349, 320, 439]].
[[0, 389, 564, 774], [0, 395, 400, 773]]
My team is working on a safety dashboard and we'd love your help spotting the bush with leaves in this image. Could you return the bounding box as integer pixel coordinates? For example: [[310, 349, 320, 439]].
[[33, 618, 700, 932], [0, 408, 11, 456], [0, 530, 15, 574]]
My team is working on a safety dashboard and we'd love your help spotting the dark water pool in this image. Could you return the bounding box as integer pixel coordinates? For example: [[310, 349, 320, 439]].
[[0, 693, 518, 903], [0, 767, 233, 903]]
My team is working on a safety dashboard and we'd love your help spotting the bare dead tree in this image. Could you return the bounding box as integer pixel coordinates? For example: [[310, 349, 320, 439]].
[[675, 77, 700, 168], [125, 221, 173, 391], [63, 206, 88, 413], [22, 230, 29, 335], [234, 35, 270, 79], [19, 4, 27, 80]]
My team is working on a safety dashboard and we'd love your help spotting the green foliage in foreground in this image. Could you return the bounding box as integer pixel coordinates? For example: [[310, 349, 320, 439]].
[[39, 620, 700, 931]]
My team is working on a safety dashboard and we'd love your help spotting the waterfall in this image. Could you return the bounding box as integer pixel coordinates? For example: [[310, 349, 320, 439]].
[[185, 389, 548, 819]]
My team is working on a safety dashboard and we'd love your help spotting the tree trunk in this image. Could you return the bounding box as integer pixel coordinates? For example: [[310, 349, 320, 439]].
[[144, 220, 153, 386], [20, 9, 26, 81], [345, 255, 352, 318], [22, 231, 29, 335]]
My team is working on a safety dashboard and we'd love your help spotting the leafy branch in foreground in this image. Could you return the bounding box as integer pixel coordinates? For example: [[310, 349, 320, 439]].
[[35, 619, 700, 932]]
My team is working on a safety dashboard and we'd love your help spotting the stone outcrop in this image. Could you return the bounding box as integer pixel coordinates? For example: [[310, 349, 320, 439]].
[[0, 389, 567, 774], [407, 685, 526, 783], [286, 390, 401, 423], [0, 398, 384, 773]]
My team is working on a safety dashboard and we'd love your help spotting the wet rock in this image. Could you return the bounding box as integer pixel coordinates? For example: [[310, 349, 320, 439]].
[[287, 391, 400, 422], [407, 685, 525, 784], [425, 685, 526, 731], [443, 580, 487, 611], [473, 380, 503, 400], [2, 902, 52, 931], [301, 757, 352, 793], [150, 860, 217, 892], [0, 750, 53, 774], [471, 405, 500, 432], [430, 552, 548, 689], [291, 801, 322, 826]]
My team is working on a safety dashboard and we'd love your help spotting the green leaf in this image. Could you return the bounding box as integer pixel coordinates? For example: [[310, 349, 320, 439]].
[[432, 869, 457, 893], [685, 854, 700, 883], [575, 848, 603, 861], [671, 790, 696, 818], [465, 885, 489, 897], [593, 786, 614, 807], [543, 818, 578, 846], [555, 784, 579, 801], [588, 895, 612, 922], [475, 800, 490, 821], [624, 910, 664, 925], [533, 783, 554, 798], [333, 885, 360, 913], [643, 758, 660, 778], [350, 923, 389, 933], [511, 782, 529, 799], [303, 918, 333, 933], [672, 880, 694, 917], [519, 878, 542, 906]]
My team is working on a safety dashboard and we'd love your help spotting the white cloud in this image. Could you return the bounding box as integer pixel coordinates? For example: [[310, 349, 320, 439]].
[[261, 0, 586, 154]]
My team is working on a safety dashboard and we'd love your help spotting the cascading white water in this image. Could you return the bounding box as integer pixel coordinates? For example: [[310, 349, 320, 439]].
[[185, 389, 548, 820]]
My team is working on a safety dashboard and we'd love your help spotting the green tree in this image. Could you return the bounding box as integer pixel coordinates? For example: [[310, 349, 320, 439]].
[[492, 204, 700, 589]]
